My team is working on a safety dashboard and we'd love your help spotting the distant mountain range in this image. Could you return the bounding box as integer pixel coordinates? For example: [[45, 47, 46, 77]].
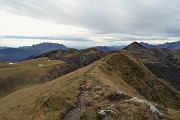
[[140, 41, 180, 49], [0, 43, 68, 62], [94, 45, 125, 51], [94, 41, 180, 51], [0, 46, 8, 50], [0, 41, 179, 62]]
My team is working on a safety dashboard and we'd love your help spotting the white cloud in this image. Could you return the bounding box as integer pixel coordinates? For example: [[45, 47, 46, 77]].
[[0, 10, 92, 36]]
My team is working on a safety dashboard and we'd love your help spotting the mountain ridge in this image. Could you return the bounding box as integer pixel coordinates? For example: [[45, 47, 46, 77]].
[[0, 50, 179, 120], [36, 48, 116, 69], [124, 42, 180, 90], [140, 41, 180, 49]]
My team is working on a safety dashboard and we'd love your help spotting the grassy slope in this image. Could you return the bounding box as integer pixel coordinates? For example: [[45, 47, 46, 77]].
[[100, 51, 180, 109], [0, 63, 93, 120], [0, 48, 112, 98], [172, 49, 180, 59], [0, 51, 179, 120], [0, 58, 69, 98], [125, 43, 180, 90]]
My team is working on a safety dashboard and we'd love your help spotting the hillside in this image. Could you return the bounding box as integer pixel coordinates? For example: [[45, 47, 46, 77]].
[[94, 46, 113, 51], [0, 48, 114, 98], [0, 51, 179, 120], [94, 45, 125, 51], [37, 48, 115, 69], [0, 58, 74, 98], [172, 49, 180, 59], [125, 42, 180, 90]]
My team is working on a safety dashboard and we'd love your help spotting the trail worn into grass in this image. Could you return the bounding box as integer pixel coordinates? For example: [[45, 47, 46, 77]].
[[62, 78, 97, 120], [62, 89, 89, 120]]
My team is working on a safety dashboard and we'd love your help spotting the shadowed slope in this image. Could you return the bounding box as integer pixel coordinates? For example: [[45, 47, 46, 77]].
[[36, 48, 115, 69], [125, 42, 180, 90], [99, 51, 180, 109]]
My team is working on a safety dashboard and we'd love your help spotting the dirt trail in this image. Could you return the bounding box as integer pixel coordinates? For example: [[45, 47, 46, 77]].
[[62, 90, 89, 120], [62, 70, 98, 120], [62, 64, 99, 120]]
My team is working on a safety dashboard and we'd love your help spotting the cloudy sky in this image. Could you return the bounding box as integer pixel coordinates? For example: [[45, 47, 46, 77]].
[[0, 0, 180, 48]]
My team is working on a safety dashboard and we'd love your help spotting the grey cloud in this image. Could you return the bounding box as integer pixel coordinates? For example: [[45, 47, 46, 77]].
[[97, 36, 176, 43], [0, 35, 93, 42], [1, 0, 180, 37]]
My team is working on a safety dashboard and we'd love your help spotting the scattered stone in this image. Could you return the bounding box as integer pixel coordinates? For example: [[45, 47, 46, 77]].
[[81, 84, 86, 88], [115, 91, 126, 95], [94, 85, 102, 91], [125, 97, 144, 103], [107, 104, 115, 109], [97, 91, 103, 95], [146, 101, 164, 119], [98, 110, 106, 115], [98, 109, 118, 116], [37, 64, 44, 67], [125, 97, 164, 119], [80, 84, 86, 91], [110, 104, 114, 108], [95, 95, 101, 99], [108, 91, 131, 101]]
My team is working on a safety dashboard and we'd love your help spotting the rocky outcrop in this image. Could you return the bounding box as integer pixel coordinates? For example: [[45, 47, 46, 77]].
[[98, 109, 118, 116], [125, 97, 164, 119]]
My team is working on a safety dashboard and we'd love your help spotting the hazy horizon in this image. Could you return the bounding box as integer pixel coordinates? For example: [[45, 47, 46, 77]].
[[0, 41, 179, 50]]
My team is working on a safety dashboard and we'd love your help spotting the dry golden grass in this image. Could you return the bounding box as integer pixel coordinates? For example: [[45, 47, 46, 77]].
[[98, 51, 180, 110], [0, 63, 94, 120], [0, 58, 67, 98], [0, 51, 179, 120]]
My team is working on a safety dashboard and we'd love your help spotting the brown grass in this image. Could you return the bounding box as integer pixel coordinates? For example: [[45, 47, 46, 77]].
[[0, 51, 179, 120], [0, 58, 67, 98]]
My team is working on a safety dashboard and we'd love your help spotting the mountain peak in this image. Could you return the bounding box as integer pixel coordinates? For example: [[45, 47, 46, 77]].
[[124, 42, 146, 51]]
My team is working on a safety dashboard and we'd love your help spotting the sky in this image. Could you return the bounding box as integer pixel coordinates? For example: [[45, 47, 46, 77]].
[[0, 0, 180, 48]]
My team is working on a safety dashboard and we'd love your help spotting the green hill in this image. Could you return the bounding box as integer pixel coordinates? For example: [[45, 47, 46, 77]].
[[0, 58, 71, 98]]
